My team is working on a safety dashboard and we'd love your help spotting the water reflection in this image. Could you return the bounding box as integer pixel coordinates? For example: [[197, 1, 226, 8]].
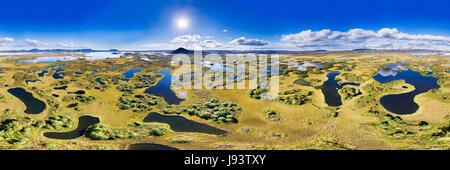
[[144, 69, 185, 105], [17, 52, 122, 63], [373, 64, 441, 115]]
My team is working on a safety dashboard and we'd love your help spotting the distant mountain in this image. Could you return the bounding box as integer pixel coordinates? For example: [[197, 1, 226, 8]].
[[352, 48, 373, 51], [171, 47, 193, 54]]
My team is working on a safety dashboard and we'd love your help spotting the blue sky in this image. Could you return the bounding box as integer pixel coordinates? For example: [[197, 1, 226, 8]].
[[0, 0, 449, 50]]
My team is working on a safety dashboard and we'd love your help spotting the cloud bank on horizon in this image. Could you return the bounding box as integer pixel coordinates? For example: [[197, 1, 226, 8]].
[[1, 27, 449, 51], [281, 28, 450, 50], [0, 0, 448, 51]]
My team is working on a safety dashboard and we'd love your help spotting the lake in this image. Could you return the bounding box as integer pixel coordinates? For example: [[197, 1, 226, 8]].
[[7, 87, 46, 114], [321, 72, 360, 106], [43, 115, 100, 140], [144, 69, 185, 105], [288, 62, 325, 71], [373, 68, 441, 115], [143, 112, 227, 135], [122, 69, 142, 79], [16, 52, 122, 63]]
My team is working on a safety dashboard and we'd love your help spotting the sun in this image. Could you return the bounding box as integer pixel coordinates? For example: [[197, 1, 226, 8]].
[[175, 17, 190, 30]]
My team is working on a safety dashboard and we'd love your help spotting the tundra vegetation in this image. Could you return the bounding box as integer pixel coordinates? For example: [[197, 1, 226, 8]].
[[117, 93, 159, 112], [249, 87, 312, 106], [163, 98, 241, 124], [339, 87, 359, 100], [85, 122, 168, 140], [0, 115, 73, 145], [0, 51, 449, 150]]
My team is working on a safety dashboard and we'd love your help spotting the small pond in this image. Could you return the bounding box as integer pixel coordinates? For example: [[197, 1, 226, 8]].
[[53, 86, 68, 90], [95, 78, 105, 85], [43, 115, 100, 140], [143, 112, 227, 135], [7, 87, 46, 114], [38, 70, 48, 77], [25, 79, 41, 84], [52, 68, 64, 79], [68, 90, 86, 94]]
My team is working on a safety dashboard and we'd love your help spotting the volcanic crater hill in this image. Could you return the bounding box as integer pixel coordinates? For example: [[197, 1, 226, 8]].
[[171, 47, 194, 54]]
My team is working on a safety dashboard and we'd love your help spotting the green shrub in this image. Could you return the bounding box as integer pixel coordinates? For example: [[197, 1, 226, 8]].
[[276, 94, 310, 105], [177, 98, 240, 124], [85, 124, 111, 140], [264, 110, 280, 121], [418, 121, 431, 130], [339, 87, 359, 100], [149, 127, 168, 136]]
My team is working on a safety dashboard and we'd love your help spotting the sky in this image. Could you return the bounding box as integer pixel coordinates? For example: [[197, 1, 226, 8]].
[[0, 0, 449, 51]]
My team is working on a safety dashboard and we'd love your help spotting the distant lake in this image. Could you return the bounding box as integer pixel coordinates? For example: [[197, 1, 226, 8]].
[[7, 87, 46, 114], [288, 62, 325, 71], [16, 52, 122, 63], [144, 69, 185, 105]]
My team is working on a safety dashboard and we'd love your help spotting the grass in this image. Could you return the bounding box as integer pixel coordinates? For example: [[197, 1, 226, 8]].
[[0, 51, 448, 150]]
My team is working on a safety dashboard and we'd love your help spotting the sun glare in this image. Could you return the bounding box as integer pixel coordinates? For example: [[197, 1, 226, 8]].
[[176, 17, 190, 30]]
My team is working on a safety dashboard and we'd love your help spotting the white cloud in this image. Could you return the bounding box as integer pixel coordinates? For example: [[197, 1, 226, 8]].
[[24, 39, 49, 47], [56, 42, 75, 48], [223, 29, 228, 33], [229, 37, 269, 46], [168, 34, 226, 50], [347, 28, 377, 42], [139, 43, 176, 50], [281, 28, 450, 50], [171, 34, 202, 43], [0, 37, 14, 45], [200, 40, 223, 48]]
